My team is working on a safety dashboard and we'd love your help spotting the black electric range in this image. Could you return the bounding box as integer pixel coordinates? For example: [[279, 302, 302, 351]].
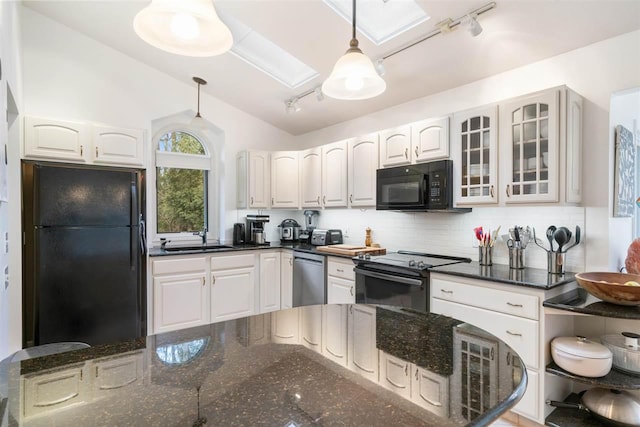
[[352, 250, 471, 312]]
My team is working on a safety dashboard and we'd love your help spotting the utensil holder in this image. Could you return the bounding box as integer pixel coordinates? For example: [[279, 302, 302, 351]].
[[509, 248, 525, 269], [479, 246, 493, 266], [548, 251, 565, 275]]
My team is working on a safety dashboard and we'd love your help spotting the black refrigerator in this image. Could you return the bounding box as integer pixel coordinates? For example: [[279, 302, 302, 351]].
[[22, 161, 146, 347]]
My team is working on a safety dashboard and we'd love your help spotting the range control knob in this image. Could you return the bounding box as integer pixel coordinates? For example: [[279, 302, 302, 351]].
[[408, 259, 416, 267], [417, 261, 426, 269], [365, 254, 372, 260], [358, 253, 365, 259]]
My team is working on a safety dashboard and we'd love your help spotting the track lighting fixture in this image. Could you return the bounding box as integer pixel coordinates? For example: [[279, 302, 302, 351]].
[[315, 86, 325, 102], [464, 14, 483, 37], [375, 59, 386, 77], [285, 98, 301, 114]]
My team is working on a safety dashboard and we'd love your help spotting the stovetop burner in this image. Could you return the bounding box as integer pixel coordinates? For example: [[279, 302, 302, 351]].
[[354, 250, 471, 271]]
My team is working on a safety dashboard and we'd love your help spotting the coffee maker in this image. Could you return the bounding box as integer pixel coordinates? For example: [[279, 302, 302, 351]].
[[299, 210, 319, 243], [246, 214, 270, 245]]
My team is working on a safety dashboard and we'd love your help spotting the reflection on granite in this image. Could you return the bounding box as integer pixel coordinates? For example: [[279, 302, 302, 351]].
[[543, 287, 640, 319], [376, 306, 461, 376], [431, 261, 576, 289], [545, 393, 607, 427], [546, 361, 640, 390], [1, 305, 525, 427]]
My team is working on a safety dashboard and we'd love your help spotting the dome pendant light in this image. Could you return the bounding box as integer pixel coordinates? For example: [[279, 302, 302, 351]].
[[190, 76, 208, 129], [134, 0, 233, 57], [322, 0, 386, 100]]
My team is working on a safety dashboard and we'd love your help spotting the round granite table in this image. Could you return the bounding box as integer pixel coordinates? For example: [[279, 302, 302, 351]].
[[1, 304, 526, 426]]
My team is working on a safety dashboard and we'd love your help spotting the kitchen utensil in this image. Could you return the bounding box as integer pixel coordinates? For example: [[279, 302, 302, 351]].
[[553, 227, 569, 253], [576, 272, 640, 306], [548, 388, 640, 427], [560, 226, 572, 241], [546, 225, 557, 252], [563, 225, 581, 252], [278, 218, 301, 242], [602, 332, 640, 375], [551, 336, 613, 377], [253, 230, 265, 244], [533, 227, 551, 253], [514, 225, 521, 242]]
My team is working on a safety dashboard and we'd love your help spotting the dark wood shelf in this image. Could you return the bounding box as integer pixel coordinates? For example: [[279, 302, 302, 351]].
[[546, 361, 640, 390]]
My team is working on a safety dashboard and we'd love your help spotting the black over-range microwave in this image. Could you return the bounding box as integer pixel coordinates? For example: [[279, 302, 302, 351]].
[[376, 159, 453, 211]]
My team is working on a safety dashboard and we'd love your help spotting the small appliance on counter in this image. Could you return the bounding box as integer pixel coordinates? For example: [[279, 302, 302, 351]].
[[299, 210, 319, 243], [310, 229, 343, 246], [278, 218, 301, 242], [246, 214, 270, 245], [233, 223, 245, 245]]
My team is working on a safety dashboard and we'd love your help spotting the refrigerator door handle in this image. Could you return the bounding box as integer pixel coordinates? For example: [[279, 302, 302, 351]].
[[139, 215, 147, 255]]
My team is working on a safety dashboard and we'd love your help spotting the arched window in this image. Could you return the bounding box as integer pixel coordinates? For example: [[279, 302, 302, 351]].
[[155, 130, 210, 235]]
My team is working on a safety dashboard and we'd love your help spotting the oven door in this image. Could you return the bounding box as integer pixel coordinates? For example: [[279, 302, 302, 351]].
[[355, 267, 428, 312], [376, 165, 429, 210]]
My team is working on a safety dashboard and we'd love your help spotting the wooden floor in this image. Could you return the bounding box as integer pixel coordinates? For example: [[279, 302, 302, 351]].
[[491, 412, 543, 427]]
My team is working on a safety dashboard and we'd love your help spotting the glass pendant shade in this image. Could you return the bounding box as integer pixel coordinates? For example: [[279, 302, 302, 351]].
[[134, 0, 233, 57], [322, 46, 386, 100]]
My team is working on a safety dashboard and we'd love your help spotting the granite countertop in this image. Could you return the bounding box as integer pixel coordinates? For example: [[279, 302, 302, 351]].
[[431, 261, 576, 290], [1, 305, 525, 427], [543, 287, 640, 319], [148, 242, 355, 259]]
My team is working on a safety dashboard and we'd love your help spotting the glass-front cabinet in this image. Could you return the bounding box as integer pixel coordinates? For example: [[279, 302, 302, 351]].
[[453, 105, 498, 205], [501, 90, 559, 203]]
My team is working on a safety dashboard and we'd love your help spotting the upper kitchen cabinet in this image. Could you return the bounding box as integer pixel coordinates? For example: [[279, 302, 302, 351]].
[[236, 150, 270, 209], [271, 151, 299, 209], [348, 134, 378, 207], [410, 116, 450, 162], [500, 86, 582, 204], [452, 106, 498, 205], [379, 125, 411, 167], [300, 147, 322, 208], [321, 140, 349, 208], [24, 116, 144, 167]]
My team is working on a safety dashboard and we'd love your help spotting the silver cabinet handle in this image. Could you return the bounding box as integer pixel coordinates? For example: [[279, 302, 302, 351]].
[[289, 258, 293, 266], [211, 276, 215, 285], [250, 196, 254, 205], [272, 197, 274, 205], [202, 277, 206, 286], [80, 145, 84, 156], [506, 330, 522, 337], [349, 194, 353, 203], [415, 368, 418, 380], [317, 196, 320, 204], [95, 146, 99, 158], [415, 147, 418, 157], [507, 302, 523, 307], [323, 195, 326, 205], [506, 184, 511, 197], [405, 364, 408, 375], [350, 286, 354, 296], [440, 289, 453, 294], [337, 268, 344, 273], [349, 305, 353, 314], [490, 185, 495, 198], [404, 148, 408, 159]]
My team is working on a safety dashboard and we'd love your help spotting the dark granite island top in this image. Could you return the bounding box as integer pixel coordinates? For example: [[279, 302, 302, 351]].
[[543, 287, 640, 319], [148, 242, 356, 259], [1, 305, 526, 427]]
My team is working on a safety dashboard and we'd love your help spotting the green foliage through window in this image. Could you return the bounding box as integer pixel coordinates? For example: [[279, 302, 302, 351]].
[[158, 131, 206, 154]]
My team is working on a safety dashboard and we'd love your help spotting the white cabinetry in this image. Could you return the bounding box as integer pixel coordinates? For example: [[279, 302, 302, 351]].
[[22, 363, 88, 419], [280, 251, 294, 309], [271, 151, 299, 208], [327, 257, 355, 304], [300, 147, 322, 208], [271, 307, 300, 344], [379, 125, 411, 167], [410, 116, 450, 162], [411, 366, 450, 418], [24, 116, 144, 166], [379, 350, 411, 399], [348, 134, 378, 207], [300, 305, 322, 353], [453, 105, 499, 205], [236, 151, 270, 209], [210, 253, 257, 322], [92, 351, 144, 398], [321, 140, 349, 207], [152, 257, 208, 334], [322, 304, 348, 367], [348, 304, 378, 382], [259, 251, 281, 313]]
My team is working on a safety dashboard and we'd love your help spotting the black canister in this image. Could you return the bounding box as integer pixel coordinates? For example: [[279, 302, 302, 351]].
[[233, 223, 245, 245]]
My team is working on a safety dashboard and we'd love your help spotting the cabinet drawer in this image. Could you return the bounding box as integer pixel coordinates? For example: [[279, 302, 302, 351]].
[[211, 253, 255, 270], [327, 258, 355, 280], [431, 298, 539, 369], [431, 277, 539, 320], [152, 257, 206, 275], [23, 364, 88, 419], [513, 368, 539, 420]]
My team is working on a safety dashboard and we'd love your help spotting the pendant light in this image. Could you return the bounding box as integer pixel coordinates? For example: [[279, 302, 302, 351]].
[[322, 0, 386, 100], [134, 0, 233, 57], [190, 77, 207, 129]]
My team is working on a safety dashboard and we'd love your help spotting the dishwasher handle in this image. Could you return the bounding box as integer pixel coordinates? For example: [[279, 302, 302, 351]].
[[355, 268, 424, 287]]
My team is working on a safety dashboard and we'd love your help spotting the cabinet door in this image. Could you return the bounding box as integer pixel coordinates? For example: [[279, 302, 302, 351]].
[[321, 141, 348, 207], [411, 365, 450, 418], [348, 134, 378, 207], [348, 304, 378, 382], [271, 151, 299, 208], [92, 126, 144, 166], [300, 147, 322, 208], [153, 272, 209, 334], [565, 89, 583, 203], [411, 116, 450, 162], [327, 276, 355, 304], [24, 116, 88, 162], [379, 351, 411, 399], [23, 364, 88, 419], [280, 252, 294, 309], [271, 308, 300, 344], [236, 151, 248, 208], [211, 266, 256, 322], [501, 90, 559, 203], [453, 106, 498, 205], [93, 352, 144, 398], [379, 125, 411, 167], [259, 252, 281, 313], [249, 151, 270, 208], [322, 304, 348, 367], [300, 305, 322, 353]]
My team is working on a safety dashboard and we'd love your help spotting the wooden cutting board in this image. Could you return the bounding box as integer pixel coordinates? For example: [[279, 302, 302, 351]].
[[315, 245, 386, 256]]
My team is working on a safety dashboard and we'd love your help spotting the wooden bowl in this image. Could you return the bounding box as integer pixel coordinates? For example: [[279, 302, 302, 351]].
[[575, 272, 640, 306]]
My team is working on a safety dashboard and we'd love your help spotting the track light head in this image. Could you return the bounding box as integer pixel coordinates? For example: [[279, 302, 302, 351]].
[[315, 86, 324, 102], [464, 14, 483, 37], [285, 98, 301, 114], [375, 59, 386, 77]]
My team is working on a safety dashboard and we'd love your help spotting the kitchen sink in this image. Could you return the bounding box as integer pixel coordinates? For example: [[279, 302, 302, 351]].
[[164, 245, 233, 252]]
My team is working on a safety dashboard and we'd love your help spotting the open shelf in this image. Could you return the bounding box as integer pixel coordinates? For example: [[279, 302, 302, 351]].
[[545, 393, 606, 427], [546, 361, 640, 390]]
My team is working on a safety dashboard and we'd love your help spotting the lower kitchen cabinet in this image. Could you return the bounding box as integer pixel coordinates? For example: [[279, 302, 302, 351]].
[[22, 363, 89, 419], [327, 257, 355, 304], [411, 365, 449, 418], [322, 304, 348, 366], [300, 305, 322, 353], [259, 251, 281, 313], [379, 350, 411, 399], [271, 307, 300, 344], [211, 254, 257, 323], [92, 351, 145, 399], [281, 251, 294, 309], [348, 304, 378, 382]]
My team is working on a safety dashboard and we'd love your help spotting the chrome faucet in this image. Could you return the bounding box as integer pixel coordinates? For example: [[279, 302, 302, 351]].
[[193, 227, 207, 246]]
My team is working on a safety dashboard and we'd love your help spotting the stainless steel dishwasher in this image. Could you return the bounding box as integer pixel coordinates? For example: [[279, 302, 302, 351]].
[[292, 251, 326, 307]]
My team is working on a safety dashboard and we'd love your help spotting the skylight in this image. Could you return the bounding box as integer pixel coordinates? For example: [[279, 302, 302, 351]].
[[323, 0, 430, 45], [218, 12, 319, 89]]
